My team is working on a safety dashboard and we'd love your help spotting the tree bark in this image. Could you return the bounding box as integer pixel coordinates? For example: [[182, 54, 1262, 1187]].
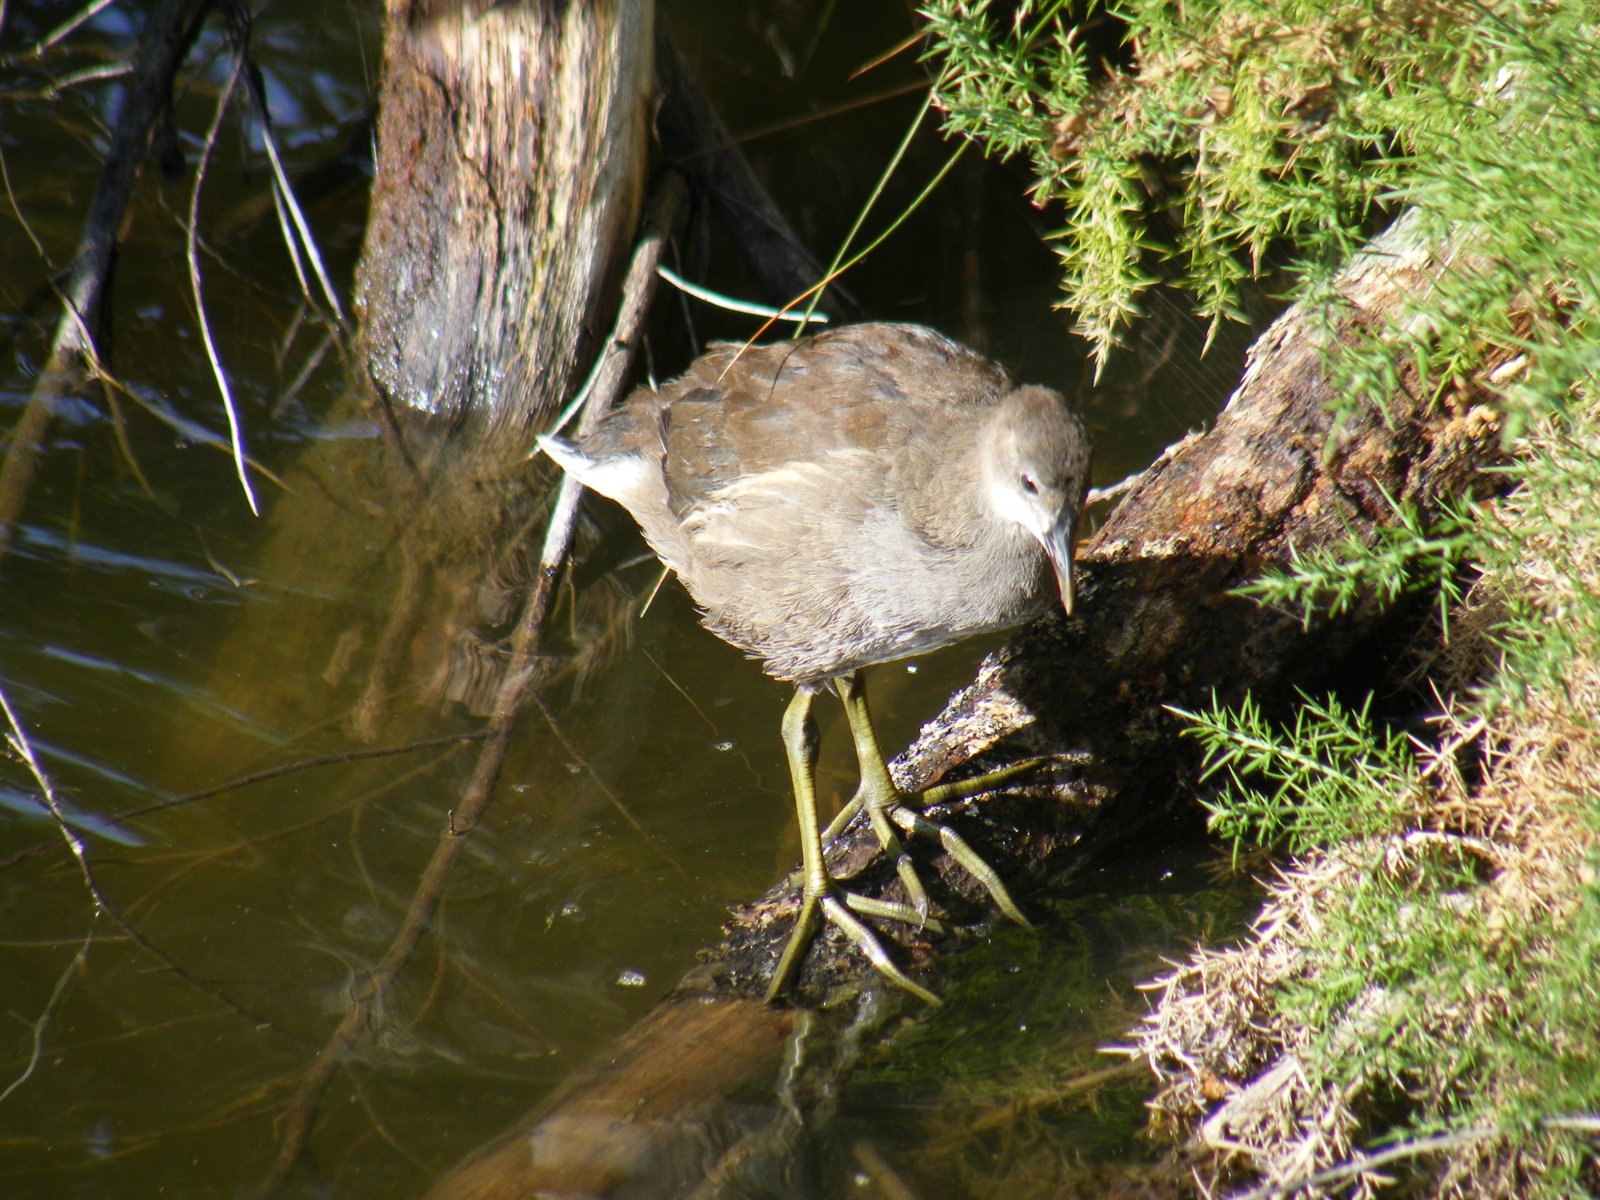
[[418, 206, 1511, 1198], [355, 0, 653, 446]]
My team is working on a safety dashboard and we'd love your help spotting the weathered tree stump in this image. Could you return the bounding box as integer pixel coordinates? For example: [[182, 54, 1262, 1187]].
[[356, 0, 653, 445]]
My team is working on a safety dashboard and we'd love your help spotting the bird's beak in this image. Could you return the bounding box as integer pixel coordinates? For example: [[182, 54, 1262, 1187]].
[[1041, 510, 1079, 617]]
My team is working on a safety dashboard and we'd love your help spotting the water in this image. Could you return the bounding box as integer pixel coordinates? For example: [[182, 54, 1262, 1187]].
[[0, 3, 1258, 1196]]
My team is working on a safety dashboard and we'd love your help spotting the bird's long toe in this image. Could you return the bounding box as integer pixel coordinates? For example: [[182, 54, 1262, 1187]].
[[766, 883, 943, 1005], [888, 802, 1031, 928], [819, 895, 940, 1006], [919, 755, 1048, 807]]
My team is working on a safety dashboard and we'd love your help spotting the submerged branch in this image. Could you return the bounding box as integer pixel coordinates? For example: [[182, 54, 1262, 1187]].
[[0, 731, 485, 872], [0, 682, 287, 1038], [1, 684, 99, 909]]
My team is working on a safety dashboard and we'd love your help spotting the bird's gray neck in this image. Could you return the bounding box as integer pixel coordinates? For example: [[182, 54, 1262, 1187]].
[[904, 417, 1010, 552]]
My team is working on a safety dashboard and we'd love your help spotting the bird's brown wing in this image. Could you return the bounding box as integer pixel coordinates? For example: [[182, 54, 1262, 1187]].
[[659, 323, 1010, 518]]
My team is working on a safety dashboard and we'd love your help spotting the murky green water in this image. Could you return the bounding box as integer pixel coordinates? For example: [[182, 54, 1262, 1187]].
[[1, 3, 1258, 1196]]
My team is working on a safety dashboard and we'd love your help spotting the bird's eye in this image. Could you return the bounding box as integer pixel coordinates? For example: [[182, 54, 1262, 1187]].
[[1019, 474, 1039, 495]]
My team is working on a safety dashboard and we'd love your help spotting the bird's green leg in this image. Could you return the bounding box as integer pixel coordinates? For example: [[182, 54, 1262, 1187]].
[[834, 672, 1031, 929], [832, 674, 933, 922], [767, 686, 938, 1006], [767, 688, 823, 1002]]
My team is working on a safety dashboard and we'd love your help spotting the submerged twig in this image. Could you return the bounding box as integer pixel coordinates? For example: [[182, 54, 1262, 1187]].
[[528, 689, 690, 882], [102, 363, 292, 491], [0, 928, 91, 1106], [186, 40, 258, 515], [0, 682, 285, 1039], [1, 685, 99, 908], [0, 143, 45, 261], [0, 731, 485, 872]]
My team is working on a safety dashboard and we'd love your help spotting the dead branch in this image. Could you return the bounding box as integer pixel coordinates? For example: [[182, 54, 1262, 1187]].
[[0, 0, 211, 561]]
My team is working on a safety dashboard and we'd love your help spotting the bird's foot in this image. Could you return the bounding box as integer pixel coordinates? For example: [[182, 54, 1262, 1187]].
[[821, 761, 1041, 931], [765, 889, 942, 1006], [766, 777, 1030, 1007], [882, 800, 1031, 928]]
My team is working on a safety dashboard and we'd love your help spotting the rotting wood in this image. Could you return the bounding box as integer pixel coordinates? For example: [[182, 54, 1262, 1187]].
[[419, 206, 1510, 1197], [354, 0, 653, 447]]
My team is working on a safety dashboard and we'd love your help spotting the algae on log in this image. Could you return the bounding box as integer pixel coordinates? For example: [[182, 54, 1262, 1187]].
[[356, 0, 653, 446]]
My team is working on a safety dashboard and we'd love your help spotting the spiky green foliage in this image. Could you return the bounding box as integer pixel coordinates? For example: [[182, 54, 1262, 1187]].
[[1236, 492, 1478, 634], [1174, 691, 1418, 860], [922, 0, 1600, 399], [921, 3, 1600, 1192], [1478, 429, 1600, 717], [1169, 421, 1600, 1197]]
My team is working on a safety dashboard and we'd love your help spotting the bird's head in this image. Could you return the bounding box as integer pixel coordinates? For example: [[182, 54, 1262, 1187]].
[[982, 386, 1093, 615]]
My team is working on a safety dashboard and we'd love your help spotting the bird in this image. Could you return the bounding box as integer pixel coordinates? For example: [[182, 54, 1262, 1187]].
[[538, 322, 1092, 1005]]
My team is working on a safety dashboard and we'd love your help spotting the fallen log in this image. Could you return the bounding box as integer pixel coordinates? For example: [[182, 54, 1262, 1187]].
[[417, 207, 1510, 1198]]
